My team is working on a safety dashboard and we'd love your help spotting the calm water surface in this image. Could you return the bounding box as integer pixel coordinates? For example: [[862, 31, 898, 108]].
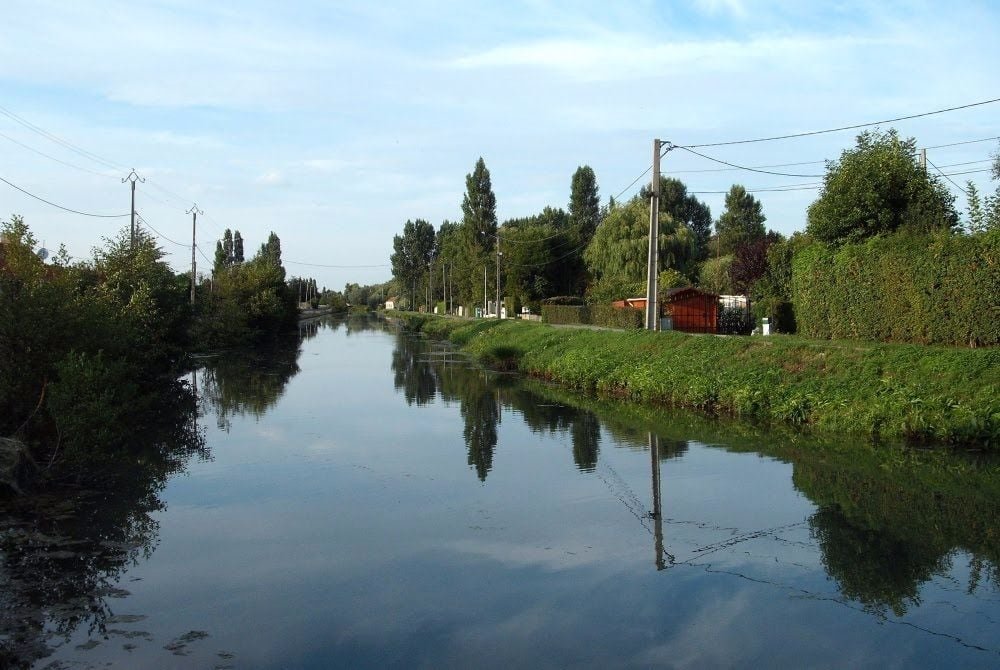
[[3, 315, 999, 668]]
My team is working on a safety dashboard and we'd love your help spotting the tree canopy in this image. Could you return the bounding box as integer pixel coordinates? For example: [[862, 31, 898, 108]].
[[584, 196, 693, 300], [807, 129, 958, 245], [569, 165, 600, 248], [390, 219, 436, 309], [715, 185, 766, 255]]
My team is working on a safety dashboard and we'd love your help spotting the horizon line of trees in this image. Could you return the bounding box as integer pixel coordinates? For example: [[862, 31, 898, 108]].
[[382, 129, 999, 324]]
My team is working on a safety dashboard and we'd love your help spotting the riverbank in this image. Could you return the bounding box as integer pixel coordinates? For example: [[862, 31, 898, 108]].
[[392, 312, 999, 447]]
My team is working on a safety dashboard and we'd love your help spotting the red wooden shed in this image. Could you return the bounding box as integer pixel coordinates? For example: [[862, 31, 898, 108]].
[[662, 287, 719, 333]]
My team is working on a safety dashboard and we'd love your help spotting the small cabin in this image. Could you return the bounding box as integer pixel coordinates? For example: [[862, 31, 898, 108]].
[[662, 287, 719, 334]]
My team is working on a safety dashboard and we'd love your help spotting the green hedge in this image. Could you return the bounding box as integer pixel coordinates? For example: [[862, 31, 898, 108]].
[[792, 231, 1000, 346], [541, 304, 643, 329], [542, 305, 588, 324]]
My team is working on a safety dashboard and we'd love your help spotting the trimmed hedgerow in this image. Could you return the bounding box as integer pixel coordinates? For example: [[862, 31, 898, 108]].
[[792, 230, 1000, 346]]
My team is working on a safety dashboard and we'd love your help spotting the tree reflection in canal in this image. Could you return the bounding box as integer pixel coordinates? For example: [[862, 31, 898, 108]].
[[384, 319, 1000, 644], [0, 379, 206, 668]]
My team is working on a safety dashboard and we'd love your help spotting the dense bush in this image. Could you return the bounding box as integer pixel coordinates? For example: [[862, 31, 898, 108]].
[[541, 304, 643, 329], [590, 304, 643, 329], [541, 304, 587, 324], [792, 230, 1000, 346]]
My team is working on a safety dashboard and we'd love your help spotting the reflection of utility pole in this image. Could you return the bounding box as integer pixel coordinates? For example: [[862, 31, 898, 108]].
[[186, 204, 203, 306], [122, 169, 145, 250], [649, 432, 666, 571]]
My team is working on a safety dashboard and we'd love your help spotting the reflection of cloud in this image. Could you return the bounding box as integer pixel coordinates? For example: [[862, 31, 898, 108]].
[[450, 538, 613, 570]]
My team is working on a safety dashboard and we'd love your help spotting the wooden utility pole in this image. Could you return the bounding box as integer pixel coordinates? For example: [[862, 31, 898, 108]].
[[187, 204, 202, 305], [122, 169, 144, 250], [645, 140, 661, 331]]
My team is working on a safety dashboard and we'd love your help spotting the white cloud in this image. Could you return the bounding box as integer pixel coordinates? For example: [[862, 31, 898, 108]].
[[255, 170, 287, 186], [693, 0, 748, 18], [448, 33, 891, 82]]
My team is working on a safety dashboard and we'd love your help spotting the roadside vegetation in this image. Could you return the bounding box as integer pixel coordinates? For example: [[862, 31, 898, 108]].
[[392, 313, 998, 447]]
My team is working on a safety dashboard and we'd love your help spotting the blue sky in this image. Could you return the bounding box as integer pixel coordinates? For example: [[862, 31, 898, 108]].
[[2, 0, 998, 289]]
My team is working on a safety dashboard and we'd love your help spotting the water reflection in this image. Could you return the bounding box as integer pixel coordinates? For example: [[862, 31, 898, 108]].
[[385, 321, 1000, 636], [0, 380, 205, 668], [196, 334, 303, 431]]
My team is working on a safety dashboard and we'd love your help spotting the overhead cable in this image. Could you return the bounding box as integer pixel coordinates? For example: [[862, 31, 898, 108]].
[[679, 97, 1000, 149], [0, 105, 122, 171], [675, 146, 824, 178], [927, 158, 970, 197], [0, 174, 129, 218]]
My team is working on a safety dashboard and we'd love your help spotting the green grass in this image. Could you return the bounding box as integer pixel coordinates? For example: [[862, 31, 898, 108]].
[[392, 312, 999, 447]]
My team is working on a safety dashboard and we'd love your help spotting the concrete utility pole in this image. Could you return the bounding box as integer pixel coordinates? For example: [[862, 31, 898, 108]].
[[495, 237, 502, 319], [920, 148, 927, 172], [122, 169, 145, 250], [645, 140, 661, 331], [187, 204, 203, 305], [442, 263, 447, 315], [483, 265, 488, 317]]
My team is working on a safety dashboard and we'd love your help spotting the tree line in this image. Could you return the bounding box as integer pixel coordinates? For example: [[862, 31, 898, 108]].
[[385, 129, 999, 332]]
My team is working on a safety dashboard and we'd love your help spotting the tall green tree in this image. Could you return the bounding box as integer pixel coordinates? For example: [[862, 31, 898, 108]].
[[569, 166, 600, 247], [458, 157, 498, 307], [715, 185, 766, 255], [233, 231, 245, 264], [807, 129, 958, 245], [390, 219, 436, 309]]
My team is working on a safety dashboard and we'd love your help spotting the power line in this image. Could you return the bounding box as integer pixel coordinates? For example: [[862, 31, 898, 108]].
[[0, 174, 129, 218], [504, 242, 587, 269], [679, 97, 1000, 149], [136, 213, 187, 247], [690, 183, 821, 195], [675, 146, 824, 178], [933, 158, 993, 169], [195, 244, 214, 266], [941, 167, 991, 177], [283, 259, 390, 268], [671, 160, 826, 174], [0, 105, 122, 171], [613, 164, 653, 201], [0, 131, 116, 178], [927, 158, 970, 197], [925, 135, 1000, 150]]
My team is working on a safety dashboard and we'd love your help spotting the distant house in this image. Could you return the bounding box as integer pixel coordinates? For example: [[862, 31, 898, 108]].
[[384, 296, 398, 310]]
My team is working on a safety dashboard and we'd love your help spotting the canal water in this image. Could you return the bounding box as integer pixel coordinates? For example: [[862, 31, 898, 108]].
[[2, 315, 999, 668]]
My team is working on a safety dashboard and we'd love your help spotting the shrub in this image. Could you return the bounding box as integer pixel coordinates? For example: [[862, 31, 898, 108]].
[[792, 230, 999, 346]]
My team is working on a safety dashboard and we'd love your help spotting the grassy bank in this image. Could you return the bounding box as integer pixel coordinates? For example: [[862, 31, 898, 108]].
[[391, 312, 999, 447]]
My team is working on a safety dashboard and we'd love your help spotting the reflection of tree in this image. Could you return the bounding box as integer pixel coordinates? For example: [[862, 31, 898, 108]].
[[809, 504, 947, 617], [0, 380, 205, 668], [391, 332, 440, 406], [508, 389, 603, 472], [198, 335, 301, 431], [795, 455, 1000, 617], [461, 382, 499, 482]]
